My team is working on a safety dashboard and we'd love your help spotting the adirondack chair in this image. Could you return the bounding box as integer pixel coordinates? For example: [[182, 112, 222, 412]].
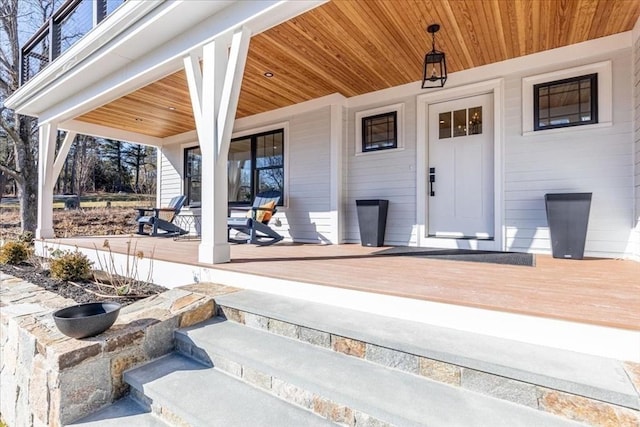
[[227, 190, 283, 246], [136, 195, 188, 237]]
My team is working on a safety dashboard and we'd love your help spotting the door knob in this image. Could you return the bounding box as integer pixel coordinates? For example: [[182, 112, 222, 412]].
[[429, 167, 435, 196]]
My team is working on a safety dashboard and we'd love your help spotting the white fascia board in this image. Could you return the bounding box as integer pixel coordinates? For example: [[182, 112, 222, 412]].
[[59, 119, 163, 147], [5, 0, 166, 112], [19, 1, 233, 121], [346, 31, 633, 110], [10, 0, 326, 125]]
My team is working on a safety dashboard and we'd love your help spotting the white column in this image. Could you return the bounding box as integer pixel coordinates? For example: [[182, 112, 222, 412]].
[[329, 104, 345, 244], [36, 123, 59, 238], [184, 26, 251, 264]]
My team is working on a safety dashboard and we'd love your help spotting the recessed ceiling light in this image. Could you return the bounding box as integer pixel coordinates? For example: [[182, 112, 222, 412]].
[[264, 71, 274, 78], [168, 106, 176, 111]]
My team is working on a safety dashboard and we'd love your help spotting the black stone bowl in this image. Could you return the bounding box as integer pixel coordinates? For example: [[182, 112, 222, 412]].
[[53, 302, 121, 339]]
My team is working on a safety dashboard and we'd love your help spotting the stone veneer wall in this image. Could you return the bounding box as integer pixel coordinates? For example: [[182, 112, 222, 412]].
[[0, 273, 236, 427]]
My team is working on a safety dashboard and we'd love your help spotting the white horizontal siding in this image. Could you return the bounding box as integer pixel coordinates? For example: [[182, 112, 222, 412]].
[[280, 107, 333, 243], [159, 144, 184, 206], [345, 96, 418, 246], [503, 48, 635, 257]]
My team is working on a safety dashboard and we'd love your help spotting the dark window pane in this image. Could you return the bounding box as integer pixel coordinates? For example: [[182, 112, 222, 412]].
[[184, 147, 201, 206], [362, 112, 397, 151], [257, 168, 284, 194], [468, 106, 482, 135], [439, 112, 451, 139], [228, 138, 252, 203], [453, 109, 466, 137], [533, 73, 597, 131], [256, 132, 283, 168]]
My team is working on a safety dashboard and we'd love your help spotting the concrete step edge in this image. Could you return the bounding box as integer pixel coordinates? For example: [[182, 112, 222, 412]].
[[123, 353, 337, 427], [66, 396, 170, 426], [212, 289, 640, 411], [176, 318, 586, 427]]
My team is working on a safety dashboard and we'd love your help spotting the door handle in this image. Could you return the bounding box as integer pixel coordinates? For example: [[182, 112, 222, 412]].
[[429, 167, 435, 196]]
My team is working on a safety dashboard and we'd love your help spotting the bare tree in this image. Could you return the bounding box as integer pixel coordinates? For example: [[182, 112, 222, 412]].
[[0, 0, 54, 233], [73, 134, 99, 197]]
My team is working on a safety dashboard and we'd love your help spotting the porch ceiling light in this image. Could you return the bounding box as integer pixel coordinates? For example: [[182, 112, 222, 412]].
[[422, 24, 447, 89]]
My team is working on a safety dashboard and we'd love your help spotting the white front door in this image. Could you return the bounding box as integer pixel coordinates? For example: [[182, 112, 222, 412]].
[[428, 93, 494, 239]]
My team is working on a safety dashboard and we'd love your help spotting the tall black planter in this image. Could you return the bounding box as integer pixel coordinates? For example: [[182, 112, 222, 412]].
[[356, 199, 388, 247], [544, 193, 592, 260]]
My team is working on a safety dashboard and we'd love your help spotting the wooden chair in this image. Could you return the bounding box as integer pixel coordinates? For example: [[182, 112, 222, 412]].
[[227, 190, 283, 246], [136, 195, 188, 237]]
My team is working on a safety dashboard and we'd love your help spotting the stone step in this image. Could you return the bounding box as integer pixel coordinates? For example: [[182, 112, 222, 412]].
[[212, 289, 640, 416], [67, 396, 169, 426], [176, 317, 585, 427], [123, 353, 336, 427]]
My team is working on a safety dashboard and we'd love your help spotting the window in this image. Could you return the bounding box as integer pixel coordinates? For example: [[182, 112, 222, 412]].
[[362, 112, 397, 152], [184, 147, 201, 207], [533, 73, 598, 131], [355, 103, 404, 155], [228, 129, 284, 206], [522, 61, 611, 135], [439, 106, 482, 139]]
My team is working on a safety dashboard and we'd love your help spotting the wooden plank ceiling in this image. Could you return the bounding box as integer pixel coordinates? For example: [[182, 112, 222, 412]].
[[77, 0, 640, 139]]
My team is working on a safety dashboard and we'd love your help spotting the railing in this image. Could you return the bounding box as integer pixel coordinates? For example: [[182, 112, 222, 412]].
[[20, 0, 126, 85]]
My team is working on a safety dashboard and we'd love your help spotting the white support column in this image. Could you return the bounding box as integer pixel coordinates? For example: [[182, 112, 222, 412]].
[[52, 131, 77, 182], [329, 104, 345, 244], [36, 123, 60, 238], [184, 26, 252, 264]]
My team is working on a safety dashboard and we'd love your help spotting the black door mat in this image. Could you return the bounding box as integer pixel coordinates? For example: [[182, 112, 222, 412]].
[[374, 246, 535, 266]]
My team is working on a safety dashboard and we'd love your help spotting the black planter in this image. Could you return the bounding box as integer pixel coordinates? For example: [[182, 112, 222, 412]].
[[545, 193, 592, 260], [356, 199, 389, 247], [53, 302, 121, 339]]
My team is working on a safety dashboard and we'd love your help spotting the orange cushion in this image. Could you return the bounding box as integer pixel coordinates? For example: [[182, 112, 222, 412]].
[[246, 201, 276, 222]]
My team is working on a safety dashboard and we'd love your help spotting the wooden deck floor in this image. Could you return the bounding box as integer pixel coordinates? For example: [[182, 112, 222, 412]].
[[52, 236, 640, 331]]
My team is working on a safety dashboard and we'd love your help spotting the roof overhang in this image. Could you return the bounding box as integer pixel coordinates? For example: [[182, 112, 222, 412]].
[[5, 1, 639, 141], [5, 0, 326, 124]]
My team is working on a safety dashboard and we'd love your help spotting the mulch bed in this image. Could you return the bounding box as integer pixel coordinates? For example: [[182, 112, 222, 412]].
[[1, 262, 166, 306], [1, 207, 166, 306]]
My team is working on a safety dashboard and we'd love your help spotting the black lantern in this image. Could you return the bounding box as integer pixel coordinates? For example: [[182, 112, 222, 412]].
[[422, 24, 447, 88]]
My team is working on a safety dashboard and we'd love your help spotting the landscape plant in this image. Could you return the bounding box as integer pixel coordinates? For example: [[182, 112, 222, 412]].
[[49, 249, 93, 281], [0, 240, 31, 265], [93, 238, 155, 297]]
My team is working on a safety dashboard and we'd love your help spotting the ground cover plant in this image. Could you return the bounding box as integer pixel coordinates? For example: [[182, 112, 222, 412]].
[[0, 199, 165, 306]]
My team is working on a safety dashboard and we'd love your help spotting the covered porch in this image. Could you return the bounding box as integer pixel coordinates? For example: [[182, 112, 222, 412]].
[[7, 0, 640, 266], [37, 235, 640, 362]]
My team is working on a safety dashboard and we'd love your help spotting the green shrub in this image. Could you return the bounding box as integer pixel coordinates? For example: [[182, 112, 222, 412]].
[[0, 241, 31, 265], [50, 250, 93, 281]]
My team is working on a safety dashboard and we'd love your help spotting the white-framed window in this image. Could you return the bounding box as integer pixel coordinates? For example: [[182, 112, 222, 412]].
[[522, 61, 612, 135], [355, 103, 404, 155]]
